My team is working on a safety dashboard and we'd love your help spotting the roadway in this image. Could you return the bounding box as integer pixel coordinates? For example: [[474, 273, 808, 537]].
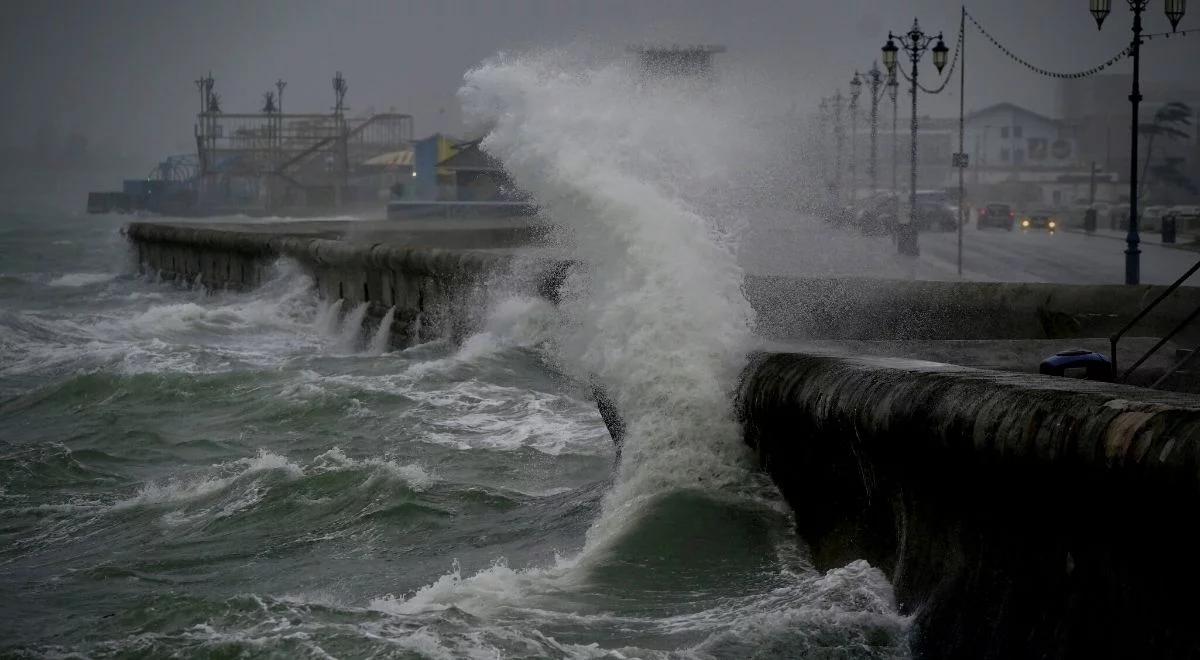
[[740, 217, 1200, 286], [918, 227, 1199, 285]]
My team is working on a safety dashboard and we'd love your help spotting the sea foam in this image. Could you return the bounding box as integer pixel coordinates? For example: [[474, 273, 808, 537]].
[[459, 51, 759, 546]]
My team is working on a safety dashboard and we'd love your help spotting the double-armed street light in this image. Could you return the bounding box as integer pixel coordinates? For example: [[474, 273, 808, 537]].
[[849, 75, 862, 203], [888, 73, 900, 227], [852, 64, 887, 198], [832, 91, 847, 207], [1090, 0, 1188, 285], [882, 19, 949, 257], [818, 97, 831, 201]]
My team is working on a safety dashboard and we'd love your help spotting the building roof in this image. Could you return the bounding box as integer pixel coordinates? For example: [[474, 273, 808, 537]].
[[967, 102, 1059, 126], [362, 149, 413, 168], [436, 140, 503, 172]]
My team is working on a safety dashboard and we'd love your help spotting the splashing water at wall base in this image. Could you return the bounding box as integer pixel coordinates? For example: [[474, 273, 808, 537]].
[[460, 51, 762, 547], [368, 306, 397, 355]]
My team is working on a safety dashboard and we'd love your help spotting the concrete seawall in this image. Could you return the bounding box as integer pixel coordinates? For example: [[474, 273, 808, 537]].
[[746, 274, 1200, 342], [125, 220, 1200, 655], [737, 351, 1200, 659], [125, 221, 559, 347], [126, 221, 1200, 348]]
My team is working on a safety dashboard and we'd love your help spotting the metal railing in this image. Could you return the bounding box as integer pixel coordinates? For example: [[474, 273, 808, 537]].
[[1111, 257, 1200, 384]]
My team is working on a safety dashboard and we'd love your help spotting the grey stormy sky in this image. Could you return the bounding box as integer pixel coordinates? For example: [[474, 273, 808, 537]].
[[2, 0, 1196, 168]]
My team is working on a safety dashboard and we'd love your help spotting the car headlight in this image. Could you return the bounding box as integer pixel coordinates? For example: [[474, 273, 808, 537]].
[[1048, 220, 1056, 229], [1022, 219, 1030, 227]]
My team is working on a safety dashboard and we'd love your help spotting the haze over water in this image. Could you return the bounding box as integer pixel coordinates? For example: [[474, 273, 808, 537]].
[[1, 57, 907, 658]]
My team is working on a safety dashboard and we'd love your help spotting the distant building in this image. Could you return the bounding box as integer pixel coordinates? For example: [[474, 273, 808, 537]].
[[629, 45, 725, 79], [436, 139, 526, 203], [412, 134, 458, 200], [873, 101, 1121, 208]]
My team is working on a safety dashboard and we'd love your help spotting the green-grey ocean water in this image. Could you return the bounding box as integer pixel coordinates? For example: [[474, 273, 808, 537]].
[[1, 174, 907, 658]]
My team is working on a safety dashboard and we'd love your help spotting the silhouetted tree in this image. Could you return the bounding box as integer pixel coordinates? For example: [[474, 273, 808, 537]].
[[1139, 101, 1192, 203]]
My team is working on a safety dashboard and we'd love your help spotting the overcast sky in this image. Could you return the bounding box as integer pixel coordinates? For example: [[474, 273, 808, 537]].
[[3, 0, 1197, 168]]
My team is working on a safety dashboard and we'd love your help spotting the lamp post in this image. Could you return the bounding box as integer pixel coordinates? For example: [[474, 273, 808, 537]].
[[819, 97, 831, 202], [889, 73, 900, 229], [883, 19, 950, 257], [854, 64, 887, 196], [833, 91, 846, 207], [1090, 0, 1188, 285], [849, 74, 862, 204]]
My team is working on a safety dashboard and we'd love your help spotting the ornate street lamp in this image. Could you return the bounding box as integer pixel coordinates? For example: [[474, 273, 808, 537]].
[[882, 38, 899, 74], [853, 64, 886, 196], [1166, 0, 1187, 30], [1091, 0, 1113, 27], [882, 18, 948, 257], [932, 38, 950, 71], [849, 73, 863, 203], [1093, 0, 1188, 284], [888, 73, 899, 222], [832, 91, 846, 206]]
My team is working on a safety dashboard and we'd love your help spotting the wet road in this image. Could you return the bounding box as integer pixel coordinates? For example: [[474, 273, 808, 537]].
[[740, 217, 1200, 286], [917, 228, 1200, 285]]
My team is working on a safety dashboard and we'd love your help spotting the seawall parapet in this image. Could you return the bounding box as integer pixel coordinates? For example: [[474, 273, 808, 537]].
[[746, 273, 1200, 342], [738, 350, 1200, 659], [126, 220, 1200, 346], [124, 220, 551, 347]]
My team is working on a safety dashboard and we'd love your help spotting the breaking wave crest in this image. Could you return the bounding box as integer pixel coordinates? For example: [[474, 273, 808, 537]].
[[460, 50, 758, 546]]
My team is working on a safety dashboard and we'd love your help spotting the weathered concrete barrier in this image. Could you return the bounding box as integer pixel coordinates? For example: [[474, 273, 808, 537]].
[[126, 221, 1200, 346], [738, 351, 1200, 659], [745, 274, 1200, 342], [124, 221, 555, 347]]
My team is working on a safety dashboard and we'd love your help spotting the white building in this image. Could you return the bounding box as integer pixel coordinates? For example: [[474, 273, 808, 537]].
[[866, 102, 1121, 210], [962, 102, 1120, 208]]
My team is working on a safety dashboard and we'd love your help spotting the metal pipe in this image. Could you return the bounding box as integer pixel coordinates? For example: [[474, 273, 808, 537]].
[[1150, 341, 1200, 390], [1110, 257, 1200, 373]]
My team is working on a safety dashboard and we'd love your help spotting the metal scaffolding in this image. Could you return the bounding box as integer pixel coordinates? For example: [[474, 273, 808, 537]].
[[192, 72, 414, 211]]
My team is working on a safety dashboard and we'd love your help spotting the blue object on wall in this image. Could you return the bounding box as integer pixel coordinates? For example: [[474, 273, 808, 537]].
[[1039, 349, 1113, 381]]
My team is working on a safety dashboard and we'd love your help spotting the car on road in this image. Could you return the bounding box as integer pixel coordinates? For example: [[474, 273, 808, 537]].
[[978, 203, 1015, 230], [846, 193, 899, 235], [1020, 210, 1058, 232], [1141, 205, 1169, 232], [914, 201, 957, 232]]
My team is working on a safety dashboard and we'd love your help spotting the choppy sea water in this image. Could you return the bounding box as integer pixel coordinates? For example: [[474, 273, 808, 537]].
[[0, 208, 906, 659], [3, 57, 910, 657]]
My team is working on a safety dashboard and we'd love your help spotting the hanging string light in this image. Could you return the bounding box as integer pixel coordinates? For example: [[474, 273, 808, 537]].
[[965, 9, 1133, 80]]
